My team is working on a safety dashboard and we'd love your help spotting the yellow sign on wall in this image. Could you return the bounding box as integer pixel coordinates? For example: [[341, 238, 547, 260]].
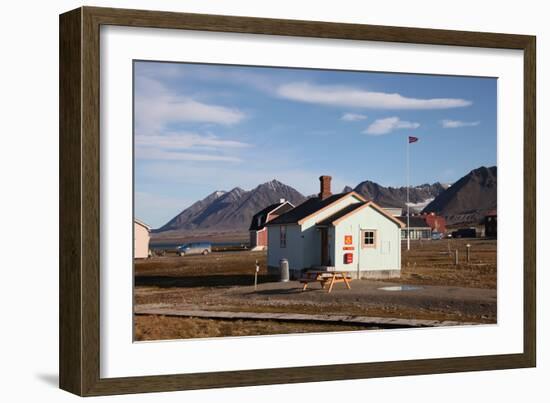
[[344, 235, 353, 245]]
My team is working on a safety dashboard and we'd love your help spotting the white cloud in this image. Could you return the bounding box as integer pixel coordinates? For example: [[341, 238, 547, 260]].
[[441, 119, 480, 128], [136, 63, 279, 93], [341, 112, 368, 121], [133, 77, 250, 163], [135, 131, 251, 163], [135, 133, 250, 150], [135, 148, 243, 162], [135, 77, 246, 133], [364, 117, 420, 135], [276, 82, 472, 110]]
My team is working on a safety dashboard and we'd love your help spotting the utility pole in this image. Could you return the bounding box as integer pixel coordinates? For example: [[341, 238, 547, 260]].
[[406, 136, 410, 251], [405, 135, 419, 251]]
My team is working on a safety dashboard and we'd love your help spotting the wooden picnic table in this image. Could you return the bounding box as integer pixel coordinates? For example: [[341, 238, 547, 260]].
[[299, 270, 352, 293]]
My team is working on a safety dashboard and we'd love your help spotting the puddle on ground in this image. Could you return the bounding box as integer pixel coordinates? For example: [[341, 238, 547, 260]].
[[378, 285, 424, 291]]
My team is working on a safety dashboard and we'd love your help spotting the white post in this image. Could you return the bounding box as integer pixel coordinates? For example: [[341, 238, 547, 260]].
[[254, 259, 259, 290], [406, 136, 410, 251], [357, 228, 361, 280]]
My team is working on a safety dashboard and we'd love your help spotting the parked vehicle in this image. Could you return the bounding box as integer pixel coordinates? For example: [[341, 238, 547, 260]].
[[431, 231, 444, 240], [451, 228, 477, 238], [176, 242, 212, 256]]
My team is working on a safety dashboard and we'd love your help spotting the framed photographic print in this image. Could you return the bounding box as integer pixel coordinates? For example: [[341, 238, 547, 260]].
[[59, 6, 536, 396]]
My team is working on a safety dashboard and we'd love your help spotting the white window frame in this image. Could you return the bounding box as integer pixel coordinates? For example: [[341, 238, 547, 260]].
[[361, 229, 377, 249]]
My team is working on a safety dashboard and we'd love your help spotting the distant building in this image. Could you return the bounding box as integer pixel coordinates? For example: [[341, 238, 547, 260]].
[[484, 210, 497, 238], [423, 212, 447, 234], [267, 175, 404, 279], [381, 207, 403, 217], [397, 216, 432, 240], [134, 219, 151, 259], [249, 200, 294, 250]]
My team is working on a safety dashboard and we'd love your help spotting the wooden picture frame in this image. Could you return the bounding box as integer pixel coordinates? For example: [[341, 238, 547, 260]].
[[59, 6, 536, 396]]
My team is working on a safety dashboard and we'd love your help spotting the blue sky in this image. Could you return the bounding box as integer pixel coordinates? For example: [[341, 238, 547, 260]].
[[134, 61, 496, 228]]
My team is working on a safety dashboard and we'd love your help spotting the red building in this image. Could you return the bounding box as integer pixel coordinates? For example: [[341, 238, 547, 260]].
[[249, 200, 294, 250], [423, 212, 447, 234]]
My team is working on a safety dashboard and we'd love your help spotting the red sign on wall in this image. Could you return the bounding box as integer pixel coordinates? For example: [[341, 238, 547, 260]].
[[344, 253, 353, 264], [343, 246, 355, 251], [344, 235, 353, 245]]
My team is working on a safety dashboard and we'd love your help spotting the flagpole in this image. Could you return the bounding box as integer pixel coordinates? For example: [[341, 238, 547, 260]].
[[406, 136, 410, 251]]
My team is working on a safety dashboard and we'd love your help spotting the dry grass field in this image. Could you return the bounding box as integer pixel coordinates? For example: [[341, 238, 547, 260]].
[[400, 238, 496, 289], [135, 315, 366, 341], [134, 238, 496, 341], [135, 250, 269, 281]]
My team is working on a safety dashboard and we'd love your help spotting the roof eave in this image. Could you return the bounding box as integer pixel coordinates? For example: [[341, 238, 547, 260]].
[[134, 218, 152, 230], [265, 221, 298, 227], [368, 201, 406, 228], [269, 200, 295, 216], [329, 201, 406, 228], [296, 192, 364, 225]]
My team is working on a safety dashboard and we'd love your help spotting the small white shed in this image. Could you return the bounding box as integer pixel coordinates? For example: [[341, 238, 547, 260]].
[[134, 219, 151, 259], [267, 176, 404, 279]]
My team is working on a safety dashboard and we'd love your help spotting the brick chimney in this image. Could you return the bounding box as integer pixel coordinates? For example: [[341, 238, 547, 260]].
[[319, 175, 332, 200]]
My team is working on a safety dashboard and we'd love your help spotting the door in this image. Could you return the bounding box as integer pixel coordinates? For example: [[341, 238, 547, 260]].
[[320, 228, 330, 266]]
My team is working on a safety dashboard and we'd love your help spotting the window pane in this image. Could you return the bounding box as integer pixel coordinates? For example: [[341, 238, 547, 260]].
[[363, 231, 375, 246]]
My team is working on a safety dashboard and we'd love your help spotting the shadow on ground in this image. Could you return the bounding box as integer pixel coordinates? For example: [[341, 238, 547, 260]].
[[247, 287, 306, 295], [135, 274, 279, 288]]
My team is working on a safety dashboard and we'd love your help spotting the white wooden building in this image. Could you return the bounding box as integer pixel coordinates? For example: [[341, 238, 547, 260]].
[[267, 176, 404, 279], [134, 218, 151, 259]]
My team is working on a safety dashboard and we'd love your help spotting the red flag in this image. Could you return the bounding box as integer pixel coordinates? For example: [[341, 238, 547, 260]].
[[408, 136, 419, 143]]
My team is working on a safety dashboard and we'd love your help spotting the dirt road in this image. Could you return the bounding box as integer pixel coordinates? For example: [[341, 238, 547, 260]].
[[135, 278, 496, 323]]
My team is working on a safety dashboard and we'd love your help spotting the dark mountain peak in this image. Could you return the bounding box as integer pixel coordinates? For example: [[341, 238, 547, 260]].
[[255, 179, 287, 190], [422, 165, 497, 225], [219, 187, 245, 201], [268, 178, 285, 186], [353, 179, 445, 209], [468, 165, 497, 182], [204, 190, 226, 200], [455, 166, 497, 190], [157, 180, 306, 233], [155, 167, 495, 233], [471, 165, 496, 173], [252, 179, 294, 195], [356, 179, 378, 187], [342, 185, 354, 193]]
